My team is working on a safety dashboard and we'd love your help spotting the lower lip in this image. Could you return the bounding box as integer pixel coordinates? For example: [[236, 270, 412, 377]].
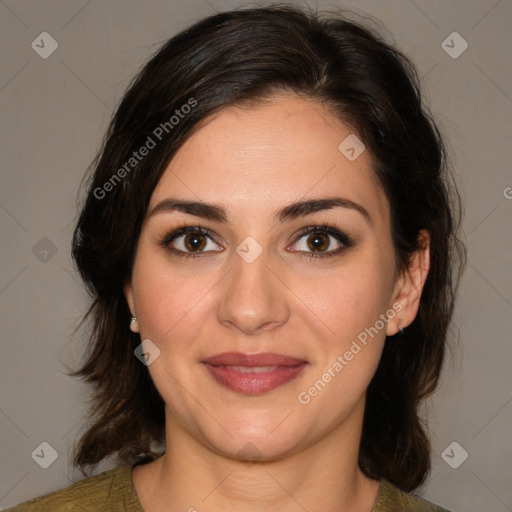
[[202, 363, 308, 395]]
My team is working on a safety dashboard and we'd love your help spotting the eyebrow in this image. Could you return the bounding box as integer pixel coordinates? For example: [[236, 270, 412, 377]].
[[146, 196, 371, 224]]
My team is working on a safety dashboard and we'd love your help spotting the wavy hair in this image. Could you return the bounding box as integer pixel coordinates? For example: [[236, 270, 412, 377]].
[[69, 4, 465, 492]]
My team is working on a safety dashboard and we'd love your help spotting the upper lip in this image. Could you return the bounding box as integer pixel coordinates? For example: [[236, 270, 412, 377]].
[[202, 352, 307, 367]]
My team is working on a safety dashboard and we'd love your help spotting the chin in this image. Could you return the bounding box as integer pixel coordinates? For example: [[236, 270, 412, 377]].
[[212, 435, 300, 464], [196, 413, 310, 463]]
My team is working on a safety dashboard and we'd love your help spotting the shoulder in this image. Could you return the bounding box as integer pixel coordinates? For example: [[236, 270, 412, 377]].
[[3, 465, 143, 512], [374, 479, 453, 512]]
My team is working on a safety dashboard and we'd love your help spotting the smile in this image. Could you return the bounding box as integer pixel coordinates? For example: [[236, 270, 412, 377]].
[[202, 363, 308, 394], [201, 352, 308, 395]]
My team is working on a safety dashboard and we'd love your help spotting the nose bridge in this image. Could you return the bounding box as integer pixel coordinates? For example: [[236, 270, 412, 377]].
[[217, 241, 289, 334]]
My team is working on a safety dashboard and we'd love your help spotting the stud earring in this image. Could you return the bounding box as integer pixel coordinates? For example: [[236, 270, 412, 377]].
[[130, 317, 139, 333]]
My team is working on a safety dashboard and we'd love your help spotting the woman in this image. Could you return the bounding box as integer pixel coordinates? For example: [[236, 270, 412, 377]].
[[7, 4, 465, 511]]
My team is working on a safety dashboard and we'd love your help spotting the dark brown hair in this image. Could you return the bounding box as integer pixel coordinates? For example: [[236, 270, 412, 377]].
[[69, 3, 465, 492]]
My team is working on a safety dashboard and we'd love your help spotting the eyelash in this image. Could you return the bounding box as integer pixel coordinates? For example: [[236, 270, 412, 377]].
[[159, 223, 355, 260]]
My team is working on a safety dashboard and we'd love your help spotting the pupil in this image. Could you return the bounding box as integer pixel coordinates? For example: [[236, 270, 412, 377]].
[[185, 234, 205, 251], [309, 233, 328, 251]]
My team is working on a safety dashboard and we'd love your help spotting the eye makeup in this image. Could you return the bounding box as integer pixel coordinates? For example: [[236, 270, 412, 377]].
[[157, 222, 356, 261]]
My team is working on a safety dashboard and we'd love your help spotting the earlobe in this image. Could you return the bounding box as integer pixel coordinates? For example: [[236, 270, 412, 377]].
[[130, 317, 139, 333], [123, 281, 139, 332], [387, 229, 431, 337]]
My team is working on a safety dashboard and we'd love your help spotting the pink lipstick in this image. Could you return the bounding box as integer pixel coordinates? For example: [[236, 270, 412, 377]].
[[201, 352, 308, 395]]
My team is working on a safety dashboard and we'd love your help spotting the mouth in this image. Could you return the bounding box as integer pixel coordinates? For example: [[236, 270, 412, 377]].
[[201, 352, 308, 395]]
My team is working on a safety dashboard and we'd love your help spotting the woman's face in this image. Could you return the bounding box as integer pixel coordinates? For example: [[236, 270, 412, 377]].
[[125, 94, 406, 461]]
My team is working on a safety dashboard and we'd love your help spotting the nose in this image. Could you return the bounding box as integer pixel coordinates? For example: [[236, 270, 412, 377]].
[[216, 247, 290, 335]]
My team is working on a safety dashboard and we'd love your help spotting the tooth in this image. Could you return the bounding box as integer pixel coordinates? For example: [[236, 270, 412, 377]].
[[230, 366, 278, 373]]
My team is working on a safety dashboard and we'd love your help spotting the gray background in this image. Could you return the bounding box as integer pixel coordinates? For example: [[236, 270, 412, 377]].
[[1, 0, 511, 510]]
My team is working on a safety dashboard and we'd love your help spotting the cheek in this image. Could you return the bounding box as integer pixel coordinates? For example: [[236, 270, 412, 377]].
[[293, 256, 394, 392], [131, 257, 213, 415], [294, 270, 391, 415], [296, 257, 394, 339], [132, 254, 213, 344]]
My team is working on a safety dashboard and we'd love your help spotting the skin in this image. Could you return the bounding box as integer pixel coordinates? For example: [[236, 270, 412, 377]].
[[124, 94, 430, 512]]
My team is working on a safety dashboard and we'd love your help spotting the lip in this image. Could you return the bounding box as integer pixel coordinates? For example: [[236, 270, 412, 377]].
[[201, 352, 308, 395]]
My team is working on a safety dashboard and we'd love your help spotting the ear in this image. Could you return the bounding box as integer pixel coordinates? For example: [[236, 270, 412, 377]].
[[386, 229, 430, 336], [124, 280, 139, 333]]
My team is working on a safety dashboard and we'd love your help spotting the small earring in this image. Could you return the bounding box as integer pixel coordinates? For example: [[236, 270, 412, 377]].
[[399, 322, 405, 335], [130, 317, 139, 333]]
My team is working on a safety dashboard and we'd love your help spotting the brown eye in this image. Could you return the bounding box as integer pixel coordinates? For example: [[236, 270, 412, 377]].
[[162, 227, 224, 258], [292, 230, 342, 254], [183, 233, 207, 252], [306, 233, 330, 252], [288, 225, 354, 259]]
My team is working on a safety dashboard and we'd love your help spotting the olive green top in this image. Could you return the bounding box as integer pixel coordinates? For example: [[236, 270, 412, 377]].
[[5, 465, 452, 511]]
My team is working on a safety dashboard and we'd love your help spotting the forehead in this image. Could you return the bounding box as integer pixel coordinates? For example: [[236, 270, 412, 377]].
[[150, 95, 389, 225]]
